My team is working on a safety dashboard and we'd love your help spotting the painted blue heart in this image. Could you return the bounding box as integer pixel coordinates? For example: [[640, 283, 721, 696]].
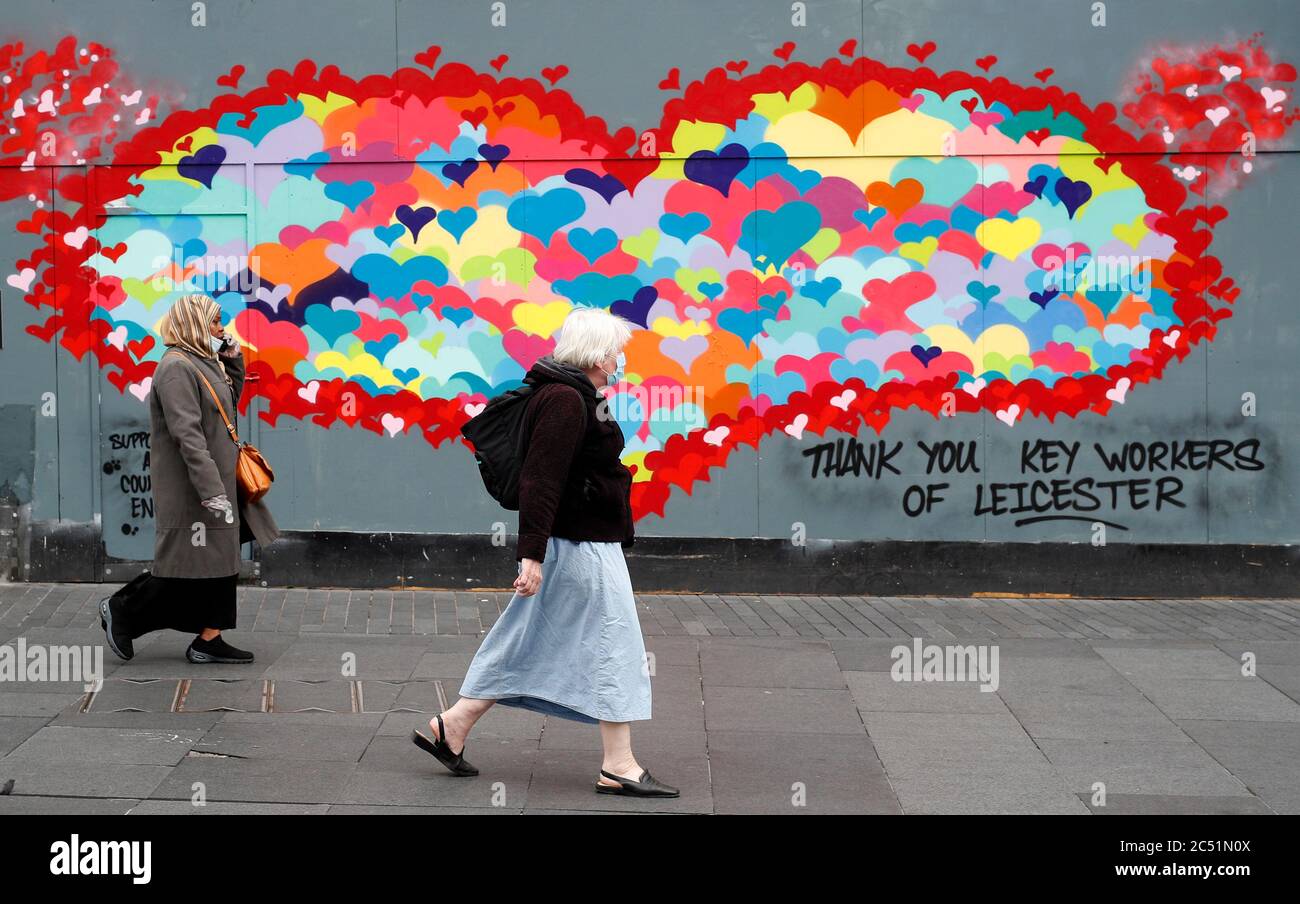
[[716, 308, 760, 347], [564, 168, 627, 204], [178, 144, 226, 189], [803, 277, 842, 306], [911, 344, 942, 367], [1029, 287, 1060, 308], [442, 159, 479, 186], [683, 143, 749, 197], [373, 223, 406, 246], [478, 143, 510, 169], [1023, 174, 1048, 198], [950, 205, 983, 234], [967, 282, 1001, 306], [393, 367, 420, 384], [697, 282, 723, 301], [440, 306, 474, 327], [569, 227, 618, 263], [324, 180, 374, 211], [1055, 177, 1092, 218], [304, 306, 363, 347], [659, 212, 710, 244], [352, 253, 449, 301], [739, 202, 821, 270], [610, 285, 658, 328], [758, 290, 789, 312], [395, 204, 438, 241], [364, 333, 400, 361], [854, 207, 888, 230], [285, 151, 329, 180], [438, 207, 477, 242], [507, 188, 585, 245]]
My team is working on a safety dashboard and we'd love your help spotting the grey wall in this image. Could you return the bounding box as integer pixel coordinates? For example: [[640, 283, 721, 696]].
[[0, 0, 1297, 588]]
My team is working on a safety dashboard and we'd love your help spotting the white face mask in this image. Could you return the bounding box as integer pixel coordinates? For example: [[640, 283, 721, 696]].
[[210, 335, 225, 353]]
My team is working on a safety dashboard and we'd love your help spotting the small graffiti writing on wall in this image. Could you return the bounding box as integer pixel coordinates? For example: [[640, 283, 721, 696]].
[[803, 437, 1264, 529], [103, 430, 152, 535]]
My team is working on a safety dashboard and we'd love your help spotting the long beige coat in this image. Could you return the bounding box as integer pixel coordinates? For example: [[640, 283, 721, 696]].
[[149, 346, 280, 578]]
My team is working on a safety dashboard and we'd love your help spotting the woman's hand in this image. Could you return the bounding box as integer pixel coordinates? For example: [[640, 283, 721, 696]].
[[514, 557, 542, 597]]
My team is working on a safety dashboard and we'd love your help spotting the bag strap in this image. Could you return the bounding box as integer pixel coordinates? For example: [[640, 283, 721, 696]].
[[164, 350, 240, 444]]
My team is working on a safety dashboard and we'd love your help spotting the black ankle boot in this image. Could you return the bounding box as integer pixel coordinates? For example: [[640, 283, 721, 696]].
[[186, 634, 254, 664]]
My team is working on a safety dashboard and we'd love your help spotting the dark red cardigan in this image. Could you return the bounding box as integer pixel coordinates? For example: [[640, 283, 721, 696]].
[[516, 382, 635, 562]]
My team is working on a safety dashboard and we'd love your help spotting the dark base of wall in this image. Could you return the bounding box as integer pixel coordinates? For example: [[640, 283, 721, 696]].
[[26, 521, 1298, 597]]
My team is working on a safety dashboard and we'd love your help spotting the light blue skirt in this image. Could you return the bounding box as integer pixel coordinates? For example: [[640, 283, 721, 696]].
[[459, 537, 652, 724]]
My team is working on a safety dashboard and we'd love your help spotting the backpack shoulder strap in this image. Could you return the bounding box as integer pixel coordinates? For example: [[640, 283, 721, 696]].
[[163, 350, 240, 443]]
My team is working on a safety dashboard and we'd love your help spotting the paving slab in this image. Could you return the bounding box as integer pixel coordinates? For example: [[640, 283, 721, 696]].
[[707, 730, 901, 815], [846, 671, 1007, 714], [1177, 720, 1300, 815], [1083, 793, 1276, 815], [1037, 738, 1250, 796]]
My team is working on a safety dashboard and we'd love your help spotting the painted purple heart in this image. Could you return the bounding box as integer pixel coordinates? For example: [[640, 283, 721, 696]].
[[910, 344, 942, 367], [1023, 174, 1047, 198], [442, 158, 479, 186], [683, 143, 748, 197], [564, 168, 626, 204], [660, 334, 709, 371], [610, 285, 657, 328], [1029, 287, 1060, 308], [395, 204, 438, 241], [1055, 177, 1093, 218], [178, 144, 227, 189], [478, 143, 510, 169]]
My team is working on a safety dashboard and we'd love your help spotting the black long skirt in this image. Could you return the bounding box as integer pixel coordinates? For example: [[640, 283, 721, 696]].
[[111, 572, 238, 638]]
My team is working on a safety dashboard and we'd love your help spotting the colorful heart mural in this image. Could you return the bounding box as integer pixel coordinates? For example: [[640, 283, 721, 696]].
[[2, 36, 1297, 518]]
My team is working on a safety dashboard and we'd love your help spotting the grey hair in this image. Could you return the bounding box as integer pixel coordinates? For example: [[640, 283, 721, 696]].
[[551, 307, 634, 368]]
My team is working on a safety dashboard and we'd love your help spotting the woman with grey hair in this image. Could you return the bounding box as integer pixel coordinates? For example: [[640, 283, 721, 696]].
[[99, 293, 279, 664], [413, 307, 678, 798]]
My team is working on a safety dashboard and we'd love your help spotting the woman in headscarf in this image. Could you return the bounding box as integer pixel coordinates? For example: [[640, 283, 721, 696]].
[[99, 292, 279, 664], [411, 307, 679, 798]]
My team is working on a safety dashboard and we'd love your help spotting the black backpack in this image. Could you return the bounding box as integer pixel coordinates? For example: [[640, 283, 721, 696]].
[[460, 384, 538, 510]]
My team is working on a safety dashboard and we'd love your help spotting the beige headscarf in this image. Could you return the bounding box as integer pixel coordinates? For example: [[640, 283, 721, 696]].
[[160, 293, 229, 383]]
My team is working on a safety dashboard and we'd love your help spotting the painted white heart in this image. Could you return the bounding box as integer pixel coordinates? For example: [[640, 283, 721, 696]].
[[120, 89, 141, 106], [63, 227, 89, 249], [20, 151, 35, 172], [703, 425, 730, 446], [1205, 106, 1231, 127], [1262, 86, 1287, 109], [783, 413, 809, 440], [1219, 65, 1242, 82], [995, 404, 1020, 427], [381, 413, 405, 437], [1185, 85, 1199, 98], [106, 326, 128, 350], [36, 89, 56, 114], [82, 86, 102, 106], [1174, 165, 1201, 182], [1162, 127, 1174, 145], [297, 380, 320, 404], [962, 377, 986, 397], [1163, 329, 1181, 347], [463, 402, 485, 418], [1105, 376, 1131, 404], [255, 283, 290, 308], [11, 98, 24, 118], [6, 268, 35, 292], [134, 108, 150, 126], [830, 389, 856, 410], [128, 377, 153, 402]]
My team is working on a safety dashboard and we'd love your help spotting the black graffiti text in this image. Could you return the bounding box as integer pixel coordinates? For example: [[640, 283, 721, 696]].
[[803, 437, 904, 479]]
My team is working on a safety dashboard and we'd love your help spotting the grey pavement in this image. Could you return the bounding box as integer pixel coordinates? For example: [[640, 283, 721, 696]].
[[1, 582, 1298, 814]]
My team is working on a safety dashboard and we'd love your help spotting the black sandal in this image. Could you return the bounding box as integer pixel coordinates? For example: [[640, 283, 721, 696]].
[[411, 714, 479, 777], [595, 768, 680, 798]]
